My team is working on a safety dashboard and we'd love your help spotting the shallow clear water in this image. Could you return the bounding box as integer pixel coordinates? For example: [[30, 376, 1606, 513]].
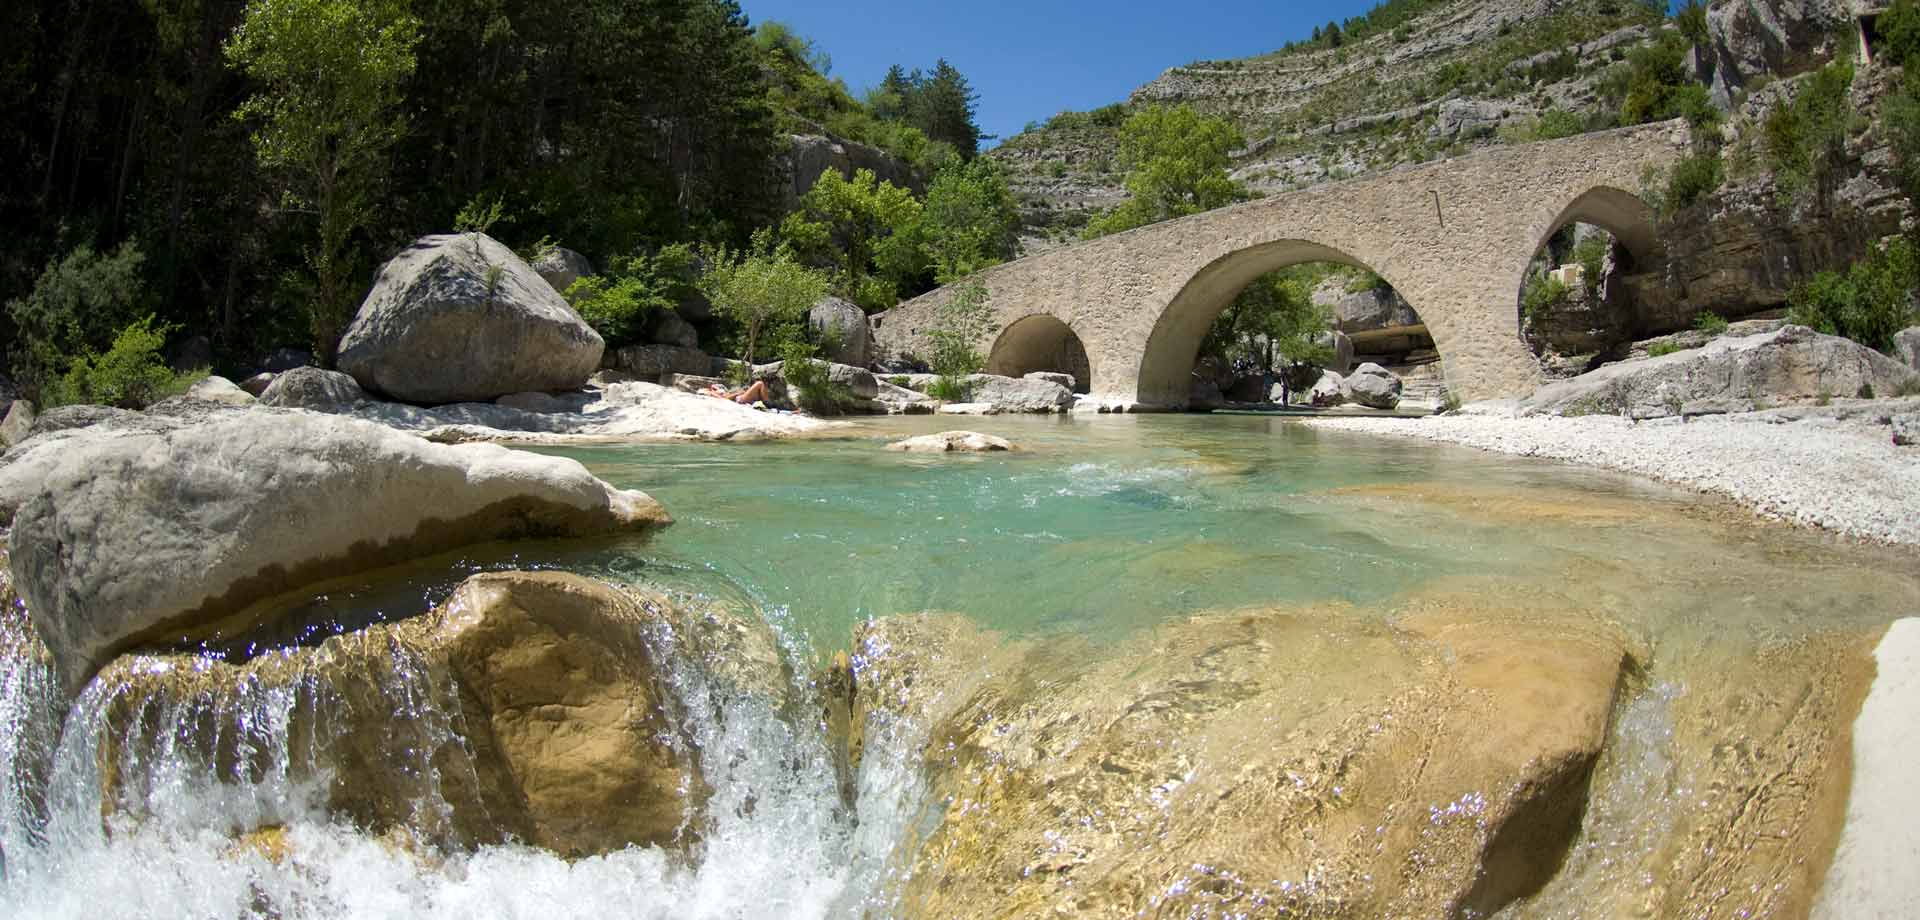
[[2, 413, 1915, 919]]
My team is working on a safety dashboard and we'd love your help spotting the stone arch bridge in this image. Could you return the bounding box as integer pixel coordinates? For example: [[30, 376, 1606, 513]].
[[872, 122, 1690, 407]]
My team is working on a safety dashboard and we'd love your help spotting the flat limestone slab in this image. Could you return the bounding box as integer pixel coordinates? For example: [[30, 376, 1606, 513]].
[[1814, 618, 1920, 918]]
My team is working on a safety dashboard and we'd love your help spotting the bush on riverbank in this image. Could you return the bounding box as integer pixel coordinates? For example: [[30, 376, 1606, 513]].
[[1787, 236, 1919, 353]]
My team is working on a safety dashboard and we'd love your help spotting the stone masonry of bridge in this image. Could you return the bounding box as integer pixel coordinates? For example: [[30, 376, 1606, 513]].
[[872, 121, 1691, 407]]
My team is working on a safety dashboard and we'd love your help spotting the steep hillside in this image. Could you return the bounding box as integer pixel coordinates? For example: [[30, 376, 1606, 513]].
[[992, 0, 1669, 249]]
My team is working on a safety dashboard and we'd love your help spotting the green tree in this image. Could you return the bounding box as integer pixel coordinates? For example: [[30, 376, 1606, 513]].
[[1882, 0, 1920, 67], [225, 0, 420, 365], [1620, 33, 1715, 127], [779, 168, 926, 309], [699, 232, 829, 365], [1084, 104, 1249, 239], [924, 279, 993, 398], [914, 59, 983, 158], [1201, 267, 1330, 403], [1788, 236, 1919, 353], [920, 158, 1020, 284], [563, 244, 698, 348], [1765, 59, 1855, 201]]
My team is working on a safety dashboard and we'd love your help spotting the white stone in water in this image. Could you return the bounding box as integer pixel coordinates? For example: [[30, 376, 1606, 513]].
[[1813, 618, 1920, 918]]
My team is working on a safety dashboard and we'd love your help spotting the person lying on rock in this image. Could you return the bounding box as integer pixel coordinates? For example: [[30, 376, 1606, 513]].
[[703, 380, 771, 407]]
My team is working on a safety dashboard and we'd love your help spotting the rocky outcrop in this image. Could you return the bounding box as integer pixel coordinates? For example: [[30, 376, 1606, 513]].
[[1346, 362, 1405, 409], [531, 246, 593, 295], [339, 233, 605, 404], [184, 375, 256, 406], [1703, 0, 1851, 107], [0, 372, 14, 419], [1894, 413, 1919, 446], [0, 410, 670, 692], [358, 379, 834, 442], [850, 604, 1631, 919], [1522, 325, 1920, 418], [1023, 371, 1075, 390], [0, 400, 34, 448], [885, 430, 1016, 453], [258, 367, 365, 413], [1895, 326, 1920, 372], [610, 344, 712, 381], [239, 373, 275, 396], [782, 134, 923, 208], [809, 296, 871, 368], [93, 572, 786, 857]]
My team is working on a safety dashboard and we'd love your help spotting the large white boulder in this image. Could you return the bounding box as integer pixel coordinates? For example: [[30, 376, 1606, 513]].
[[1522, 326, 1920, 419], [258, 366, 365, 413], [339, 233, 605, 404], [1346, 362, 1405, 410], [809, 296, 871, 368], [0, 409, 670, 692]]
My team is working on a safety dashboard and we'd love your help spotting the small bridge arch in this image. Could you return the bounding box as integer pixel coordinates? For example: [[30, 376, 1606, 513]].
[[875, 122, 1688, 407]]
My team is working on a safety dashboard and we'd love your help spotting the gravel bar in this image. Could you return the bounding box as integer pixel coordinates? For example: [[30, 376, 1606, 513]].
[[1303, 413, 1920, 546]]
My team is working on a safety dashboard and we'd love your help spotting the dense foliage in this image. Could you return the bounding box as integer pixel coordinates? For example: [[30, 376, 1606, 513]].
[[1083, 105, 1249, 239], [1200, 267, 1332, 400], [1788, 236, 1919, 354], [1764, 59, 1856, 201], [697, 233, 829, 366], [0, 0, 989, 397]]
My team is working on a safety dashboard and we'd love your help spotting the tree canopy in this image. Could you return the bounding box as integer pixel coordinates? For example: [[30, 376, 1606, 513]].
[[1084, 104, 1250, 239]]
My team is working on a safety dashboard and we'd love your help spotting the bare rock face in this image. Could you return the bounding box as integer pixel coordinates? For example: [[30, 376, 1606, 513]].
[[647, 310, 700, 350], [885, 430, 1015, 453], [258, 366, 365, 413], [1522, 325, 1920, 418], [531, 246, 594, 295], [611, 344, 712, 382], [809, 296, 871, 368], [1703, 0, 1850, 106], [0, 410, 670, 692], [90, 572, 785, 857], [1308, 370, 1348, 406], [851, 604, 1631, 919], [0, 400, 35, 449], [1895, 326, 1920, 372], [184, 375, 257, 406], [339, 233, 605, 405]]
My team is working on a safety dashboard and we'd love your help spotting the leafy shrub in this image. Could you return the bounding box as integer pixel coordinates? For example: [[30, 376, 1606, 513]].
[[1692, 311, 1729, 334], [1573, 234, 1610, 296], [1647, 342, 1683, 357], [1621, 34, 1717, 127], [5, 241, 154, 402], [565, 244, 698, 348], [776, 338, 851, 414], [48, 316, 198, 409], [1881, 0, 1920, 67], [1664, 151, 1725, 211], [1765, 60, 1855, 201], [1885, 69, 1920, 207], [925, 280, 993, 378], [699, 231, 830, 365], [1787, 236, 1920, 353], [927, 375, 971, 402], [1522, 274, 1571, 325]]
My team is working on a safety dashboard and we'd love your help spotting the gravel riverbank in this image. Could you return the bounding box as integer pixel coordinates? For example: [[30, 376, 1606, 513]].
[[1304, 408, 1920, 546]]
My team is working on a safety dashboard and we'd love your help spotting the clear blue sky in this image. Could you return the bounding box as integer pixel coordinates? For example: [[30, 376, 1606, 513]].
[[738, 0, 1390, 146]]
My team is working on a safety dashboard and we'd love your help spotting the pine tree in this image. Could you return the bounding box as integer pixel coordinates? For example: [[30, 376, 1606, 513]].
[[914, 59, 981, 159]]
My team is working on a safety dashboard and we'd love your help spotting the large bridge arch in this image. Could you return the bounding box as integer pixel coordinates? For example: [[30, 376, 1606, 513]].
[[1137, 240, 1384, 407], [873, 122, 1688, 407]]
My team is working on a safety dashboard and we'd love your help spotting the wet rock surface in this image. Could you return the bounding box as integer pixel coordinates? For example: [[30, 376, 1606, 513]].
[[89, 571, 788, 857], [884, 430, 1016, 453], [0, 409, 670, 691]]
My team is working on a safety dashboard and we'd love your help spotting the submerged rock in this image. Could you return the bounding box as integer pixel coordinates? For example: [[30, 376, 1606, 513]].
[[885, 431, 1016, 453], [90, 571, 786, 857], [0, 410, 670, 692], [852, 604, 1632, 919], [339, 233, 604, 404]]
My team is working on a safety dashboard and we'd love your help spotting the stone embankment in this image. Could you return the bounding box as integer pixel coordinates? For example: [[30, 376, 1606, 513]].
[[1306, 401, 1920, 545]]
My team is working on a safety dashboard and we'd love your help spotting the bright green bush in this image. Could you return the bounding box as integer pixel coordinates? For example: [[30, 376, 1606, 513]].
[[1522, 274, 1571, 325], [564, 244, 698, 348], [1647, 341, 1683, 357], [1788, 236, 1920, 353], [48, 316, 197, 409], [1664, 151, 1725, 211], [775, 338, 851, 414], [1692, 311, 1729, 335]]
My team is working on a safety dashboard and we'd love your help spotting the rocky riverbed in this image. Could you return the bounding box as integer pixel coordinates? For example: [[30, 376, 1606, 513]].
[[1306, 399, 1920, 545]]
